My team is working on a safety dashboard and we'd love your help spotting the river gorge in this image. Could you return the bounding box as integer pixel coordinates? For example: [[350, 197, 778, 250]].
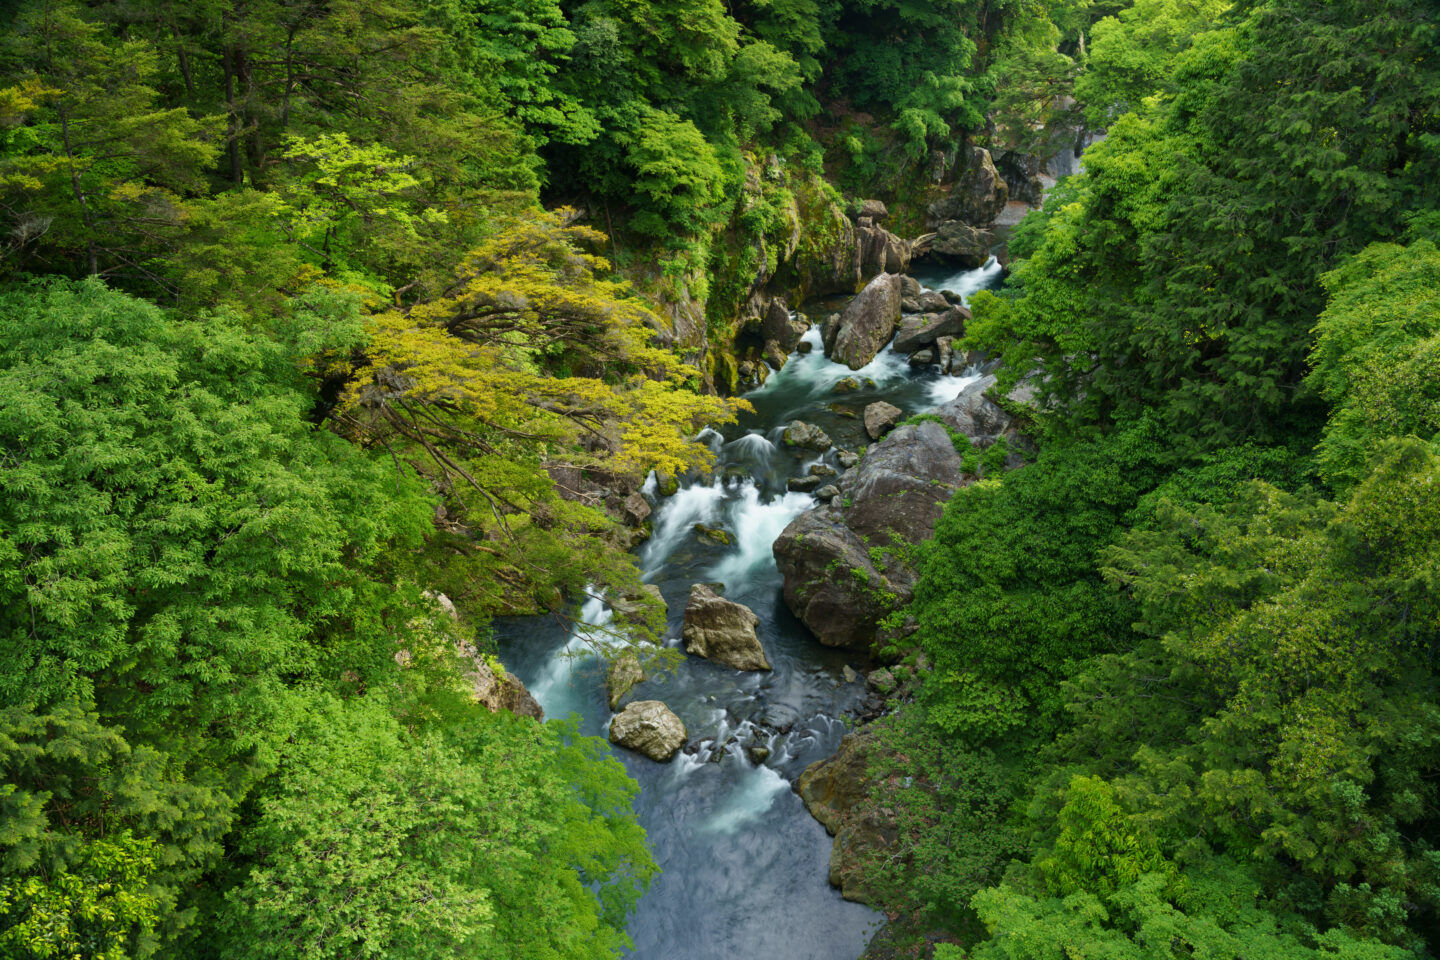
[[497, 255, 1004, 960]]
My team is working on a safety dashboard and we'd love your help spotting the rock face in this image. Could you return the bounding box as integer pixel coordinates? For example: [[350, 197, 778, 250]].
[[782, 420, 833, 451], [997, 150, 1046, 205], [774, 421, 968, 649], [609, 700, 687, 761], [832, 273, 903, 370], [928, 146, 1009, 226], [863, 401, 904, 440], [682, 584, 771, 671], [797, 731, 895, 904], [936, 373, 1012, 441], [893, 305, 969, 353], [606, 650, 644, 710], [471, 658, 545, 720]]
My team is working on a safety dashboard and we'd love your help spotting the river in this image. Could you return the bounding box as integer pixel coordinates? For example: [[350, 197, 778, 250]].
[[495, 256, 1003, 960]]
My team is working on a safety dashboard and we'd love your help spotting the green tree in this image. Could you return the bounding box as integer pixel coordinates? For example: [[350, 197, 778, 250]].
[[1308, 240, 1440, 491], [216, 699, 655, 960]]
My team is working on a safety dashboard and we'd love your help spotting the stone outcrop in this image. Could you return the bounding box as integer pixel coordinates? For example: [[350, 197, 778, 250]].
[[927, 146, 1009, 227], [773, 421, 968, 649], [606, 650, 644, 710], [936, 373, 1012, 442], [419, 592, 544, 720], [892, 305, 969, 353], [609, 700, 687, 761], [924, 220, 994, 268], [996, 150, 1047, 206], [863, 401, 903, 440], [797, 731, 896, 904], [832, 273, 903, 370], [682, 584, 771, 671], [470, 657, 545, 721]]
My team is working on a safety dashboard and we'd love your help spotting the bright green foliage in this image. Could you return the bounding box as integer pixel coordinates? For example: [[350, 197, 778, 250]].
[[625, 110, 729, 240], [0, 831, 159, 960], [1036, 776, 1175, 900], [909, 419, 1172, 738], [0, 279, 435, 720], [972, 0, 1440, 453], [0, 0, 221, 281], [966, 864, 1412, 960], [1073, 0, 1231, 126], [1308, 240, 1440, 491], [217, 700, 655, 960]]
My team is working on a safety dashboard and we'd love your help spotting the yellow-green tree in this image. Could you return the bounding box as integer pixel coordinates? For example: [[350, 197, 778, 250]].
[[337, 209, 746, 614]]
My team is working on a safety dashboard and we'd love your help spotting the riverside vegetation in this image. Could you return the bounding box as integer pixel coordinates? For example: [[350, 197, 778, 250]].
[[0, 0, 1439, 958]]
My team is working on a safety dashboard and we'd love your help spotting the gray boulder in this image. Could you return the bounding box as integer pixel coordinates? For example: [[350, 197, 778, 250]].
[[774, 421, 967, 649], [682, 584, 771, 671], [893, 305, 969, 353], [814, 484, 840, 501], [763, 297, 810, 353], [928, 146, 1009, 226], [928, 220, 994, 268], [900, 275, 923, 298], [936, 373, 1012, 442], [788, 475, 823, 493], [782, 420, 833, 452], [919, 290, 950, 313], [832, 273, 903, 370], [863, 401, 904, 441], [609, 700, 687, 761], [853, 198, 889, 221], [908, 348, 935, 367]]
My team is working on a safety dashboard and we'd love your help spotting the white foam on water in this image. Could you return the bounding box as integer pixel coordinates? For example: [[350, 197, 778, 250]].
[[701, 763, 791, 834], [641, 470, 658, 498], [641, 480, 726, 577], [708, 486, 814, 589], [922, 256, 1003, 305], [529, 593, 612, 718], [925, 370, 984, 407]]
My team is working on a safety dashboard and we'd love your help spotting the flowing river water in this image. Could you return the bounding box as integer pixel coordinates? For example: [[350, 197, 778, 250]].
[[495, 256, 1003, 960]]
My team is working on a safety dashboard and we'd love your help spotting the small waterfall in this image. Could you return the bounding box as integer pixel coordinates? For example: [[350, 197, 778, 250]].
[[726, 432, 778, 483], [529, 593, 613, 718], [926, 369, 984, 406], [641, 481, 726, 578], [924, 255, 1004, 304], [709, 486, 815, 590]]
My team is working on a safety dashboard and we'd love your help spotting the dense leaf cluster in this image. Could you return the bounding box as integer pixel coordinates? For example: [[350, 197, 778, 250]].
[[859, 0, 1440, 955]]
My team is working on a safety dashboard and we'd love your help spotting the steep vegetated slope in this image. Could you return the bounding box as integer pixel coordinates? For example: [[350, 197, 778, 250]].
[[824, 0, 1440, 955], [1, 0, 1438, 957]]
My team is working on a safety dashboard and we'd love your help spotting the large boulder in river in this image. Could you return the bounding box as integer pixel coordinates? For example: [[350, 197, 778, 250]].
[[773, 421, 968, 649], [863, 401, 904, 440], [893, 305, 969, 353], [832, 273, 903, 370], [609, 700, 687, 762], [762, 297, 810, 353], [683, 584, 771, 671], [606, 650, 645, 710], [927, 220, 994, 268]]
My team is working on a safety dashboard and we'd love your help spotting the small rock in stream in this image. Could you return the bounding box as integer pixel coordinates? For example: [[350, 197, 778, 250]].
[[788, 475, 824, 493], [814, 485, 840, 502]]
